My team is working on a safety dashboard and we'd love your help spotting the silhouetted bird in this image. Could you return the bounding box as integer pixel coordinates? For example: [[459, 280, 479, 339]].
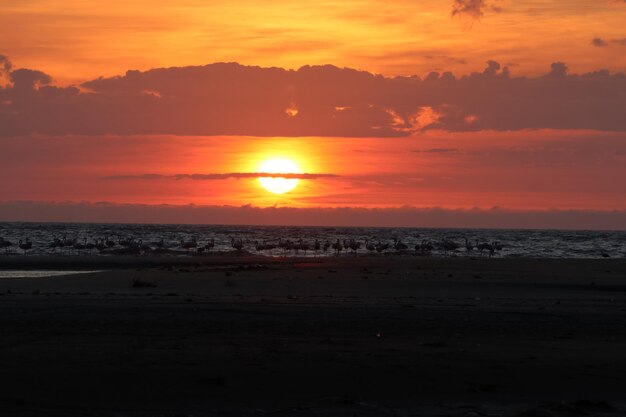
[[332, 239, 343, 255], [18, 239, 32, 254], [393, 238, 408, 251], [0, 238, 13, 252], [231, 238, 244, 251], [180, 238, 198, 252]]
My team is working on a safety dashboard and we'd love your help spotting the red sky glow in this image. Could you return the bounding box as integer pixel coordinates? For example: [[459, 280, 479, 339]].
[[1, 0, 625, 229]]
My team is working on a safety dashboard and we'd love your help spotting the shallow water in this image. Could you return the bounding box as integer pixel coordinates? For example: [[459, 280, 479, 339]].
[[0, 222, 625, 259], [0, 270, 102, 279]]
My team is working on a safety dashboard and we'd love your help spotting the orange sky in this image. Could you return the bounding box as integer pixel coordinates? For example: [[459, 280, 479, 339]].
[[1, 0, 625, 85], [0, 1, 625, 227], [1, 131, 624, 211]]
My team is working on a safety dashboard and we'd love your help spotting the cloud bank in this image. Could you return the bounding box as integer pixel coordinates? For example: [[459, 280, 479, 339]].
[[592, 37, 609, 47], [591, 37, 626, 47], [104, 173, 339, 180], [0, 55, 11, 74], [1, 56, 625, 137], [0, 201, 624, 230], [451, 0, 502, 19]]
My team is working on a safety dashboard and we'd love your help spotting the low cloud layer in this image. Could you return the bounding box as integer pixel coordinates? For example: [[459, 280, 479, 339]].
[[0, 55, 11, 74], [451, 0, 502, 19], [1, 56, 625, 137], [591, 37, 626, 47], [592, 37, 609, 47], [104, 172, 338, 180], [0, 201, 624, 230]]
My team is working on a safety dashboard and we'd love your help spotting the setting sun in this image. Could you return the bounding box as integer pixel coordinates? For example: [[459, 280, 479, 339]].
[[258, 158, 301, 194], [2, 1, 626, 414]]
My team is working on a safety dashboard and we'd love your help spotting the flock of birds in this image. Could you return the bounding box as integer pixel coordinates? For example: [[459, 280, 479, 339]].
[[0, 234, 511, 257]]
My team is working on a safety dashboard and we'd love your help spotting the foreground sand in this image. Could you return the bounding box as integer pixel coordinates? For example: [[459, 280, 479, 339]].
[[1, 255, 626, 416]]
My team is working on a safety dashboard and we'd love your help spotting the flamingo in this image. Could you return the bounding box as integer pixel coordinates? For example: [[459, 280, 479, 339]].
[[476, 242, 495, 257], [348, 239, 361, 254], [57, 235, 74, 255], [309, 239, 320, 257], [18, 239, 33, 254], [393, 238, 408, 251], [0, 238, 13, 253], [73, 237, 87, 254], [322, 240, 331, 255], [181, 238, 198, 252], [297, 239, 310, 255], [331, 239, 343, 255], [231, 238, 244, 251], [63, 236, 76, 247], [135, 239, 145, 252], [118, 236, 131, 247], [136, 239, 151, 253], [375, 241, 390, 253], [49, 237, 64, 252], [439, 238, 459, 253], [85, 239, 97, 254], [416, 240, 433, 255], [95, 239, 107, 252], [278, 238, 292, 254], [476, 241, 487, 254], [117, 239, 142, 255]]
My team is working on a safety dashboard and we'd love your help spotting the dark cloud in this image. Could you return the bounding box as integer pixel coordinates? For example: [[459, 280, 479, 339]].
[[1, 58, 625, 137], [103, 172, 339, 180], [592, 37, 626, 47], [9, 68, 52, 90], [591, 37, 608, 47], [451, 0, 501, 19], [451, 0, 486, 18], [0, 201, 624, 230], [0, 55, 12, 74], [412, 148, 460, 154]]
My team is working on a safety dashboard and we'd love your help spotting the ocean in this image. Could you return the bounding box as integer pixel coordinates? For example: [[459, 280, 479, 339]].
[[0, 222, 625, 259]]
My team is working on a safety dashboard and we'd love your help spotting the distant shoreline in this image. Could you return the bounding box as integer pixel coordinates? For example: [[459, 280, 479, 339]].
[[1, 254, 625, 271], [1, 219, 625, 232]]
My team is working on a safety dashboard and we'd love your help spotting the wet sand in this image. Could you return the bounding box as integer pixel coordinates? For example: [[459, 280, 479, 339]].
[[1, 255, 626, 416]]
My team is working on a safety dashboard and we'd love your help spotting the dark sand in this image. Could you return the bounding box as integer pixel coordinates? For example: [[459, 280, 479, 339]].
[[1, 255, 626, 416]]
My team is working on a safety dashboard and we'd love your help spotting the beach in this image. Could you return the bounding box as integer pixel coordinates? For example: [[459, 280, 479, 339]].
[[1, 255, 625, 416]]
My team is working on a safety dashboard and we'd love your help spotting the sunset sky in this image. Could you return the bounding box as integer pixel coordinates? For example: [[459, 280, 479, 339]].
[[1, 0, 625, 228]]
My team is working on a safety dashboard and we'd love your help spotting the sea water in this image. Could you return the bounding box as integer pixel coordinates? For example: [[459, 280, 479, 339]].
[[0, 222, 624, 259], [0, 270, 101, 279]]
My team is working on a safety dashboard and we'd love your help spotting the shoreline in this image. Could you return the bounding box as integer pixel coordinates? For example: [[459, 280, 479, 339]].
[[1, 253, 625, 270], [3, 219, 626, 233]]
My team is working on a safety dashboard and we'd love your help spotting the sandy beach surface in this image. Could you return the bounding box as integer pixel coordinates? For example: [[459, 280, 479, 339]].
[[1, 255, 625, 416]]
